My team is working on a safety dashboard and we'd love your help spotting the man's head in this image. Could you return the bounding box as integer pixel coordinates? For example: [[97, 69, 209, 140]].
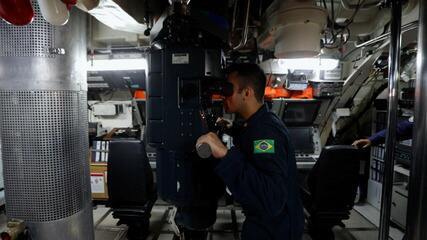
[[223, 63, 266, 114]]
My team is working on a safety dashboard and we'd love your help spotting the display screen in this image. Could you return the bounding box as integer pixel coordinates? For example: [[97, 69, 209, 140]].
[[287, 127, 314, 154], [282, 101, 321, 126]]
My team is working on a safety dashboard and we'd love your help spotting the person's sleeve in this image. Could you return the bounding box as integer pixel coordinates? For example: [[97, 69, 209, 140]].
[[368, 129, 386, 145], [396, 120, 413, 141], [215, 130, 288, 218], [368, 120, 414, 145]]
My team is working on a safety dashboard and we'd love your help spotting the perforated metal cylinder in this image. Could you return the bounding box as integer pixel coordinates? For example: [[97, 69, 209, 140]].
[[0, 6, 93, 240]]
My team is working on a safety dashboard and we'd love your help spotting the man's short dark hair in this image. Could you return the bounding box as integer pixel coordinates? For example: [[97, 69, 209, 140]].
[[225, 63, 266, 103]]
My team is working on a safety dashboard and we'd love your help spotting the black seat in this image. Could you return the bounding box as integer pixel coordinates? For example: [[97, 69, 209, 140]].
[[301, 145, 365, 240], [107, 139, 157, 240]]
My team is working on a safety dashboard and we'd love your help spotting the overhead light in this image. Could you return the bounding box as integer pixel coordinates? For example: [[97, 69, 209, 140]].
[[278, 58, 339, 71], [37, 0, 69, 26], [88, 58, 148, 71]]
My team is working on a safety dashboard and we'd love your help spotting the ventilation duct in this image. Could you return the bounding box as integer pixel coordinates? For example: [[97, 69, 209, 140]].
[[78, 0, 147, 34]]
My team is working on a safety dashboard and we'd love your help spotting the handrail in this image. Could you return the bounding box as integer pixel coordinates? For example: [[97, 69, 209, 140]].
[[378, 0, 402, 239]]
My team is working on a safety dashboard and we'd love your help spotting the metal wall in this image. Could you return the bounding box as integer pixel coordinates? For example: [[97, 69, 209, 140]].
[[0, 5, 94, 240]]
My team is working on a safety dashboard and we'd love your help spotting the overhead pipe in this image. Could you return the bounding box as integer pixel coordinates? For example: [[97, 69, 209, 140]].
[[231, 0, 238, 32], [340, 0, 381, 10], [405, 0, 427, 239], [355, 21, 418, 48], [339, 0, 416, 39], [231, 0, 251, 50], [378, 0, 402, 239]]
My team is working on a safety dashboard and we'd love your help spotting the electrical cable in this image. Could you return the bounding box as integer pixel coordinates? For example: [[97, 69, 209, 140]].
[[324, 0, 368, 49]]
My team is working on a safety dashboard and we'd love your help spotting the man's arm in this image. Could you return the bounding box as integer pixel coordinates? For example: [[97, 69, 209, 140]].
[[353, 120, 414, 148], [369, 120, 414, 145]]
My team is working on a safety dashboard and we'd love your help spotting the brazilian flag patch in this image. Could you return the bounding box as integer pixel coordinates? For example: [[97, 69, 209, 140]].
[[253, 139, 275, 154]]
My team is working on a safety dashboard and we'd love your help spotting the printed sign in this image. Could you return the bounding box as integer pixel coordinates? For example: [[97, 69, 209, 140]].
[[172, 53, 189, 64], [90, 173, 105, 194]]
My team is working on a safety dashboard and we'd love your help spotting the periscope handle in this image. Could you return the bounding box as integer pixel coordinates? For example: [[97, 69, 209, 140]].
[[196, 143, 212, 159]]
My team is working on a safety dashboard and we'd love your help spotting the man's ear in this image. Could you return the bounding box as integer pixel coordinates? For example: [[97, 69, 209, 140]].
[[245, 87, 253, 98]]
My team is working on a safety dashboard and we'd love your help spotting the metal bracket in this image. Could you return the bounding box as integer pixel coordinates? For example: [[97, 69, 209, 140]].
[[48, 48, 66, 55], [167, 207, 182, 239]]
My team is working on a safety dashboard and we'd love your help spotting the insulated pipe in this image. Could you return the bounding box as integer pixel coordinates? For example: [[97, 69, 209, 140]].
[[378, 0, 402, 239], [405, 0, 427, 239]]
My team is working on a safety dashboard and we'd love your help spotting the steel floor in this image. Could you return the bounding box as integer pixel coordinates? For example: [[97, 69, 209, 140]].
[[92, 202, 388, 240]]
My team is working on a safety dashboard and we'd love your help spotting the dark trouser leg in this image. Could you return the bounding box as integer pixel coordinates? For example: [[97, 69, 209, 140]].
[[308, 218, 335, 240]]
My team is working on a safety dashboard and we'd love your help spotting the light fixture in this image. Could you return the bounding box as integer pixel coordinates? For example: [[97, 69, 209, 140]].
[[37, 0, 70, 26], [88, 58, 148, 71], [278, 58, 339, 71]]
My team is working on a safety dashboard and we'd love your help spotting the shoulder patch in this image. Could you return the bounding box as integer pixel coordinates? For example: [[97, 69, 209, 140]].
[[253, 139, 275, 154]]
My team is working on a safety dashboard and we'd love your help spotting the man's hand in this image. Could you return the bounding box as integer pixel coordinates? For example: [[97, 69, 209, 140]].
[[352, 139, 372, 149], [196, 132, 228, 158], [216, 117, 233, 129]]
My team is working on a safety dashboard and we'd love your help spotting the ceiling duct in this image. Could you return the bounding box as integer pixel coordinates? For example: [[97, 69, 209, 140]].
[[78, 0, 147, 34]]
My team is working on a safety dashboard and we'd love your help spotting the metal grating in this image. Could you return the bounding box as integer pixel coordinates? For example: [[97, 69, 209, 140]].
[[0, 3, 54, 58], [0, 91, 89, 222]]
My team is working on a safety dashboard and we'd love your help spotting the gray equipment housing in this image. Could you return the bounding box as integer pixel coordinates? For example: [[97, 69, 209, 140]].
[[0, 6, 94, 240]]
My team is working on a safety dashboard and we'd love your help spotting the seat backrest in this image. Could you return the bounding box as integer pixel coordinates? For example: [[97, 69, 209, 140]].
[[307, 145, 365, 212], [107, 139, 154, 209]]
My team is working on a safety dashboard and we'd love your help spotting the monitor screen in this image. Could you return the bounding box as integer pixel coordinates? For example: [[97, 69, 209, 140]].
[[282, 100, 321, 126], [287, 127, 314, 154]]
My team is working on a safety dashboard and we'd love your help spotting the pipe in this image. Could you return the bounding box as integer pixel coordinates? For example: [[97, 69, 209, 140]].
[[231, 0, 238, 32], [168, 0, 190, 4], [355, 21, 418, 48], [232, 0, 251, 50], [378, 0, 401, 239], [341, 0, 416, 38], [340, 0, 381, 10], [405, 0, 427, 239]]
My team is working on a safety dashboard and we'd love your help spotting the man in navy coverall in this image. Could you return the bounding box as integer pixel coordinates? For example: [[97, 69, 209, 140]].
[[196, 63, 304, 240], [352, 120, 414, 148]]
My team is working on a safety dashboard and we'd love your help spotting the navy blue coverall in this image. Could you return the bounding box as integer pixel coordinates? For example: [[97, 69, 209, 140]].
[[215, 105, 304, 240], [368, 120, 414, 145]]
